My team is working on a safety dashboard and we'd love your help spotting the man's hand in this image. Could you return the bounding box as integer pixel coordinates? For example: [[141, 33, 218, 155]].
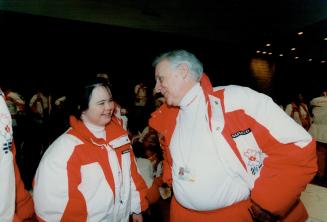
[[132, 213, 143, 222], [249, 201, 281, 222]]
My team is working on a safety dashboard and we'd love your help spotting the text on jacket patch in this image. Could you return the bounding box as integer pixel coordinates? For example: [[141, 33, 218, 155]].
[[231, 128, 251, 138]]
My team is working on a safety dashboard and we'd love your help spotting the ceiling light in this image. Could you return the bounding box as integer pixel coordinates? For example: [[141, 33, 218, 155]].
[[297, 32, 303, 35], [321, 60, 326, 63], [279, 54, 283, 57], [291, 48, 296, 51], [256, 50, 261, 53], [266, 43, 271, 47], [308, 58, 312, 62], [324, 37, 327, 41], [295, 57, 299, 59]]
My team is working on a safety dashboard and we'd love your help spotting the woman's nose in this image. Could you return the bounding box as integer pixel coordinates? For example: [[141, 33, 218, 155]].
[[105, 102, 113, 110]]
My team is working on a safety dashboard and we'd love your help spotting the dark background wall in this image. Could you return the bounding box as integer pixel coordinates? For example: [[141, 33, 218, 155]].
[[1, 11, 255, 106], [1, 10, 326, 108]]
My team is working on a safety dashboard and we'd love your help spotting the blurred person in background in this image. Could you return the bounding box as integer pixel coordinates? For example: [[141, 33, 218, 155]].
[[285, 93, 311, 130], [309, 88, 327, 184], [0, 88, 35, 222]]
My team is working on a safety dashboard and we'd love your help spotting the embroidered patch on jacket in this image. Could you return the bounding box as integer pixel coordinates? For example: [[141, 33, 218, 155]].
[[109, 135, 130, 148], [231, 128, 251, 138], [244, 149, 264, 175]]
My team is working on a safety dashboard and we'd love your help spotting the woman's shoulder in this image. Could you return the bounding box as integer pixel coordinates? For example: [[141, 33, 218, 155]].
[[42, 132, 83, 162]]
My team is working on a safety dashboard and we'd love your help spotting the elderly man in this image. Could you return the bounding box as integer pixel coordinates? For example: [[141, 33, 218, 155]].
[[149, 49, 317, 222]]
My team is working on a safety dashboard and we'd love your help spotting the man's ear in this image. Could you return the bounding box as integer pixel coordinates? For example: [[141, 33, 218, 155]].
[[177, 63, 190, 80]]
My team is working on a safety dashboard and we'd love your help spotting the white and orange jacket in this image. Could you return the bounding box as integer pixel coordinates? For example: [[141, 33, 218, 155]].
[[149, 75, 317, 221], [0, 89, 34, 222], [33, 116, 148, 222]]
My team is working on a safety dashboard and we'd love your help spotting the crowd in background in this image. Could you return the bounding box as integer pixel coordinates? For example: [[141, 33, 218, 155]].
[[1, 69, 326, 221], [2, 75, 327, 189]]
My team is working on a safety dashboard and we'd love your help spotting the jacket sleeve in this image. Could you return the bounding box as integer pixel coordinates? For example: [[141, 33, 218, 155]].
[[1, 143, 34, 222], [226, 86, 317, 217], [0, 93, 16, 222], [0, 145, 15, 222], [129, 149, 149, 214], [146, 177, 162, 205], [13, 143, 35, 221], [33, 135, 85, 222], [158, 135, 173, 187], [148, 105, 179, 187]]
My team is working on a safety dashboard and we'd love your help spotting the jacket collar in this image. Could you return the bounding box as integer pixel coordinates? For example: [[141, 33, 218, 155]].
[[69, 115, 127, 146], [149, 73, 215, 135]]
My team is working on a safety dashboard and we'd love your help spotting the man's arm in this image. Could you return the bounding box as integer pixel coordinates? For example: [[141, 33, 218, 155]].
[[225, 86, 317, 217], [13, 142, 35, 221]]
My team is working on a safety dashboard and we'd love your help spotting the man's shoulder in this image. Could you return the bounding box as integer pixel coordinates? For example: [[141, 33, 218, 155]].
[[213, 84, 252, 93], [212, 85, 266, 112], [311, 96, 327, 106], [212, 85, 256, 100], [39, 132, 82, 166]]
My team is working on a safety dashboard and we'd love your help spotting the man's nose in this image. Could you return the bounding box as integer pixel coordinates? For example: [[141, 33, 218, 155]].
[[154, 82, 161, 93]]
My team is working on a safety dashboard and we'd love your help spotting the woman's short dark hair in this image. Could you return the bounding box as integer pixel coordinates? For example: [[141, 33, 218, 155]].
[[72, 77, 112, 119]]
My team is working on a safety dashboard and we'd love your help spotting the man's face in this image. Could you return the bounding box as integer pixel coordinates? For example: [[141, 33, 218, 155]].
[[154, 60, 185, 106]]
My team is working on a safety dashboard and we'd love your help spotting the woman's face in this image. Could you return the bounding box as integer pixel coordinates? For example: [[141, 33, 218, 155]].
[[83, 85, 114, 127]]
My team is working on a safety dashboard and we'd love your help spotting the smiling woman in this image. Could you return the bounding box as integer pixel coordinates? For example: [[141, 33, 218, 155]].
[[32, 76, 149, 222]]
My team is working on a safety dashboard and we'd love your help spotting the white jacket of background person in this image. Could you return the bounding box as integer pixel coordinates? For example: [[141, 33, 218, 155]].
[[309, 95, 327, 143], [0, 89, 15, 222]]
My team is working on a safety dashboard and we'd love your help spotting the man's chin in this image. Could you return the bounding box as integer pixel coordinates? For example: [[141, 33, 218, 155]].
[[166, 101, 178, 107]]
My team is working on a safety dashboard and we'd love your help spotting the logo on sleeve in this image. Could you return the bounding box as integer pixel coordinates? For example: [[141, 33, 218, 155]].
[[1, 121, 13, 154], [231, 128, 251, 138], [2, 139, 12, 154]]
